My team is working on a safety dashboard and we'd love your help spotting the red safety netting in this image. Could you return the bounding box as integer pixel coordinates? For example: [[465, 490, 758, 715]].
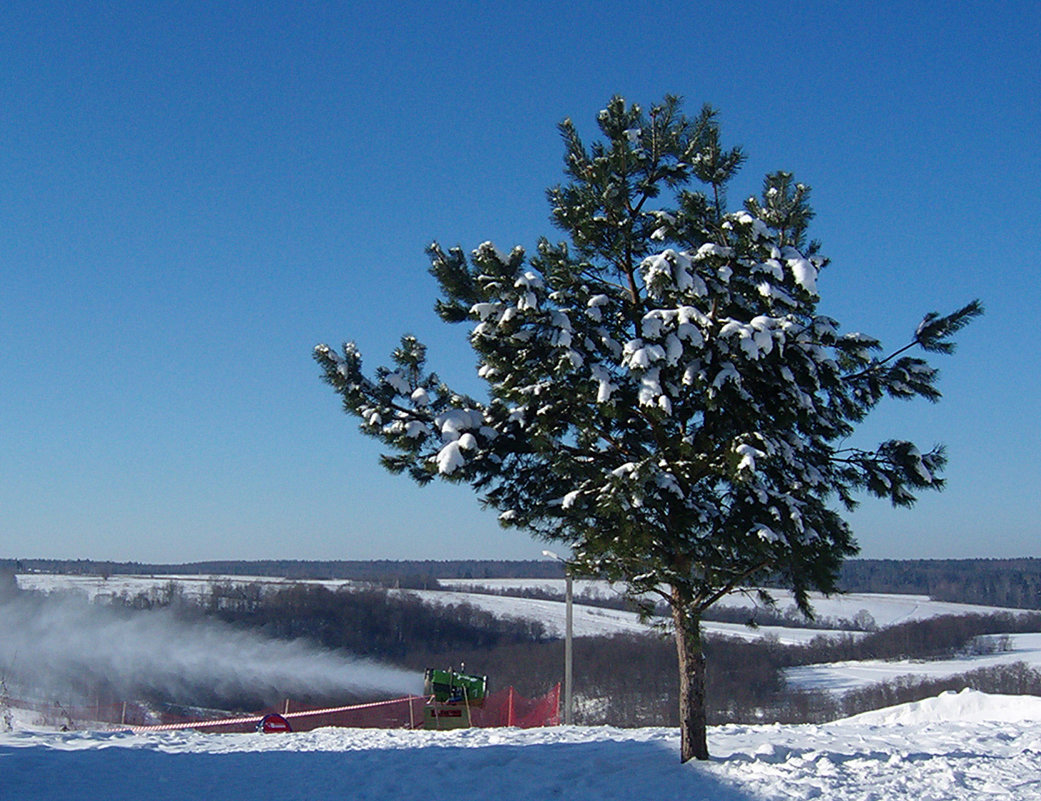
[[471, 684, 562, 729], [118, 683, 560, 733], [9, 684, 560, 733]]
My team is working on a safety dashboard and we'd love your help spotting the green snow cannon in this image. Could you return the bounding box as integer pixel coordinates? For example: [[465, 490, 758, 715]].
[[424, 668, 488, 707]]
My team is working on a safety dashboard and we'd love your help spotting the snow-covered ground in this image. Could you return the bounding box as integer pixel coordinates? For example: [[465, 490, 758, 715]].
[[406, 587, 850, 645], [3, 690, 1041, 800], [786, 632, 1041, 693], [9, 573, 1041, 797], [442, 578, 1031, 628]]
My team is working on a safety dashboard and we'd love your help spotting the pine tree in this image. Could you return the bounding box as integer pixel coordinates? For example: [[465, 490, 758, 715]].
[[315, 95, 981, 761]]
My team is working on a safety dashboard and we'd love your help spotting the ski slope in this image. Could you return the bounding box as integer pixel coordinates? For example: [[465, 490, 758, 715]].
[[3, 690, 1040, 800]]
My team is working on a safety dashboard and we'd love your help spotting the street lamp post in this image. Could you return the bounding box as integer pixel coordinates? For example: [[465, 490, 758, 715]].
[[542, 550, 573, 725]]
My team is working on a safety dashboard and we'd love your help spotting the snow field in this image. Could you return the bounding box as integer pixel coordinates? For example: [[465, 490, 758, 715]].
[[407, 587, 855, 645], [3, 691, 1040, 800], [440, 578, 1031, 629], [786, 633, 1041, 693]]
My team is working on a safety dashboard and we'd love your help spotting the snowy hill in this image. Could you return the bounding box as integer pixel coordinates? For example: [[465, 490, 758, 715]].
[[441, 577, 1031, 628], [3, 690, 1040, 800], [20, 572, 1030, 645], [15, 572, 1041, 695]]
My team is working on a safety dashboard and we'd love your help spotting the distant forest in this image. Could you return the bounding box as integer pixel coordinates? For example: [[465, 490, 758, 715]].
[[0, 558, 560, 584], [4, 557, 1041, 610], [836, 559, 1041, 610]]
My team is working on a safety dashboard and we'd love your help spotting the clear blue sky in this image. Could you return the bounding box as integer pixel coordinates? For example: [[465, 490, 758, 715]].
[[1, 1, 1038, 563]]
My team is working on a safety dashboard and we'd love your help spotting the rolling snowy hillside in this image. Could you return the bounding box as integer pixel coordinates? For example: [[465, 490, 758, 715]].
[[440, 577, 1032, 628], [15, 572, 1041, 694], [21, 572, 1030, 644]]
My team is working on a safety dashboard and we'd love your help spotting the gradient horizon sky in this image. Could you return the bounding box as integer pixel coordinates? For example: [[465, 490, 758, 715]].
[[2, 1, 1038, 563]]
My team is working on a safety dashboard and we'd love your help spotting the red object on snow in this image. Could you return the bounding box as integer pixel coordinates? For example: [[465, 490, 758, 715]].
[[259, 713, 292, 733]]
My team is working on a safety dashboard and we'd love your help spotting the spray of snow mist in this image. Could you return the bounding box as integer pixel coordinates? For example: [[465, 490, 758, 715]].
[[0, 587, 422, 707]]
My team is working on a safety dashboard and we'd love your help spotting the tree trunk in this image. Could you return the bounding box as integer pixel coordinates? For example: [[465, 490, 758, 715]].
[[672, 591, 709, 761]]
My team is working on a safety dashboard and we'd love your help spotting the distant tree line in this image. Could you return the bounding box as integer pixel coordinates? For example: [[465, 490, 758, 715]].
[[107, 580, 546, 660], [835, 558, 1041, 609], [403, 624, 1041, 727], [796, 612, 1041, 664], [2, 558, 562, 582], [202, 582, 548, 659], [8, 557, 1041, 609]]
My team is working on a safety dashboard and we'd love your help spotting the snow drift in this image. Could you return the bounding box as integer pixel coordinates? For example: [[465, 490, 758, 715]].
[[842, 686, 1041, 725], [3, 690, 1041, 800]]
